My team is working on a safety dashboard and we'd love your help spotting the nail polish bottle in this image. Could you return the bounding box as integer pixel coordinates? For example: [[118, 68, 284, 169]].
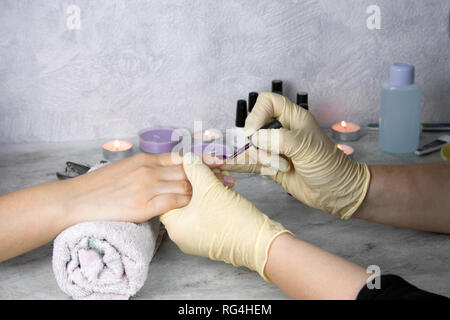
[[226, 100, 248, 150], [272, 80, 283, 95], [248, 92, 258, 113], [379, 62, 422, 153], [296, 92, 309, 110]]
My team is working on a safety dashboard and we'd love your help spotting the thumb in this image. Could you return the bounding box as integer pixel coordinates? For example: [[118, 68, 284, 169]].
[[251, 128, 302, 159], [244, 92, 285, 137], [182, 152, 222, 194]]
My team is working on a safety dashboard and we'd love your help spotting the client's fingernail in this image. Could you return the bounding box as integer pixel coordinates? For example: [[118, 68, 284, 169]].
[[223, 180, 235, 188], [223, 175, 236, 184]]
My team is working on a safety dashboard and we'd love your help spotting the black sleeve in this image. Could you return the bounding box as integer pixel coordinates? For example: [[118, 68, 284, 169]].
[[357, 274, 449, 300]]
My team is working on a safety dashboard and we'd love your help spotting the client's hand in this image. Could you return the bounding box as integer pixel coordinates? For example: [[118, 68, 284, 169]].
[[66, 153, 235, 224], [160, 153, 292, 280]]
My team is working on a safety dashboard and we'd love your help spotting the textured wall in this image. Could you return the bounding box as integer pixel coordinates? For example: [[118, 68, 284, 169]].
[[0, 0, 449, 143]]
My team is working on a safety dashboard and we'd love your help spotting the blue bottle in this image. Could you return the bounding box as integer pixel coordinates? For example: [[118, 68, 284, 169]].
[[379, 62, 422, 153]]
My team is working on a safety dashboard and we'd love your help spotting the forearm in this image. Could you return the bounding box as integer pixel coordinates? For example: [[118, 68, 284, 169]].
[[0, 180, 76, 261], [0, 153, 197, 262], [265, 234, 368, 300], [353, 162, 450, 233]]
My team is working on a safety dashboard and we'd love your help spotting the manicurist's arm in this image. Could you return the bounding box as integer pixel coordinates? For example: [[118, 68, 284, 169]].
[[353, 162, 450, 233], [218, 92, 450, 234], [162, 153, 447, 300], [162, 152, 368, 300], [265, 234, 368, 299], [264, 233, 447, 300], [0, 153, 235, 262]]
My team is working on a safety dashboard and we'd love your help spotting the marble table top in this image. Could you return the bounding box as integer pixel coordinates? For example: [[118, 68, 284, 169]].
[[0, 131, 449, 299]]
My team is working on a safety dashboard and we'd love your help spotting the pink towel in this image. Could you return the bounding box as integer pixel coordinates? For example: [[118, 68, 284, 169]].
[[52, 219, 163, 299], [52, 162, 164, 299]]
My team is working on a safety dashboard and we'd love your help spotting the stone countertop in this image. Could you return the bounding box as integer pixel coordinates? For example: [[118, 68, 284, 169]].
[[0, 131, 449, 299]]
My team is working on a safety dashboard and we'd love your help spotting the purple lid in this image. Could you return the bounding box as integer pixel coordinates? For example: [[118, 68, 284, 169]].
[[389, 62, 415, 86], [139, 128, 183, 154]]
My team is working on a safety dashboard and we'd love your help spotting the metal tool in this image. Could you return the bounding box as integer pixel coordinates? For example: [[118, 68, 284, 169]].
[[415, 134, 450, 156], [221, 119, 283, 160], [56, 161, 107, 180], [56, 161, 90, 180]]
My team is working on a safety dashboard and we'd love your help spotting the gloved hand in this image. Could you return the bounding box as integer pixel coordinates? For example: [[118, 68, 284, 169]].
[[220, 92, 371, 219], [160, 153, 293, 281]]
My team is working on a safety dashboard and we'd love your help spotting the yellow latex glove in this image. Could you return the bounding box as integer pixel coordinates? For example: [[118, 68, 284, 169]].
[[160, 153, 293, 281], [221, 92, 371, 219]]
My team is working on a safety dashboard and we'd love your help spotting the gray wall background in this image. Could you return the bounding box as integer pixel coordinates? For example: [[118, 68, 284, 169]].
[[0, 0, 449, 143]]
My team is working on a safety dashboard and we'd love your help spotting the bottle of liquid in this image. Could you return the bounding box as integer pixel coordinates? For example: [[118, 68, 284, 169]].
[[379, 62, 422, 153], [296, 92, 309, 110], [226, 100, 248, 150]]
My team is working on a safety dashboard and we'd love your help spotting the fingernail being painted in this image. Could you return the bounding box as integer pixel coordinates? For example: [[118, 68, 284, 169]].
[[183, 152, 202, 165], [223, 175, 236, 184]]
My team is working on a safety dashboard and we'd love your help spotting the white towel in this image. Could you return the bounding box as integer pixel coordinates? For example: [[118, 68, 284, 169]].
[[52, 219, 162, 300], [52, 162, 163, 300]]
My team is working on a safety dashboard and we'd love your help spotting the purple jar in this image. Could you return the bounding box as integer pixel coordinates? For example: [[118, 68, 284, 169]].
[[139, 128, 183, 154]]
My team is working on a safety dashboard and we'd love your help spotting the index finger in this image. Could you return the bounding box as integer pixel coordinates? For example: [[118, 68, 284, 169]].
[[244, 92, 308, 136]]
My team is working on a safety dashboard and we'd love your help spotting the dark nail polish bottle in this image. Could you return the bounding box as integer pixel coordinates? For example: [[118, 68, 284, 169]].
[[248, 92, 258, 113], [272, 80, 283, 95], [296, 92, 309, 110]]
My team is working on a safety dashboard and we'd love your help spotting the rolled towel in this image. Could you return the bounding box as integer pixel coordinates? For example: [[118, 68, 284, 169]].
[[53, 219, 162, 300]]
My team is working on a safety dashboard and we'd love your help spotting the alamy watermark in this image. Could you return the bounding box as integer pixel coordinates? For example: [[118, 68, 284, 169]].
[[366, 5, 381, 30], [366, 265, 381, 290], [66, 5, 81, 30]]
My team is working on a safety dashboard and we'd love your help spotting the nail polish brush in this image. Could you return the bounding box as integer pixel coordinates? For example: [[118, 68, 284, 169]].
[[220, 120, 283, 160]]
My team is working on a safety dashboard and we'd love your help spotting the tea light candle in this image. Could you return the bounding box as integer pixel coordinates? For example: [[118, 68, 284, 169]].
[[337, 144, 354, 156], [332, 121, 361, 141], [192, 129, 223, 143], [139, 128, 183, 154], [102, 140, 133, 161]]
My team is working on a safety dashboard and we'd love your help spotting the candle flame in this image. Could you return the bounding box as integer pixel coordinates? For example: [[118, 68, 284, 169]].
[[341, 121, 347, 128], [114, 140, 120, 151]]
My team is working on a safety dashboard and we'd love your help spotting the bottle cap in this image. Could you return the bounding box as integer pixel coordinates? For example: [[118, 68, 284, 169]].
[[260, 119, 283, 130], [272, 80, 283, 94], [248, 92, 258, 112], [389, 62, 415, 86], [235, 100, 248, 128], [296, 92, 308, 109]]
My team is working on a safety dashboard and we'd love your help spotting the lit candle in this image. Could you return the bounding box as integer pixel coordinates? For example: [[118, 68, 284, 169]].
[[102, 140, 133, 161], [331, 121, 361, 141], [337, 144, 354, 156]]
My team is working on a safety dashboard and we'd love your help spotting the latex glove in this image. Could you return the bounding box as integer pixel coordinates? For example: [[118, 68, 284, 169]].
[[220, 92, 371, 219], [160, 153, 293, 281]]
